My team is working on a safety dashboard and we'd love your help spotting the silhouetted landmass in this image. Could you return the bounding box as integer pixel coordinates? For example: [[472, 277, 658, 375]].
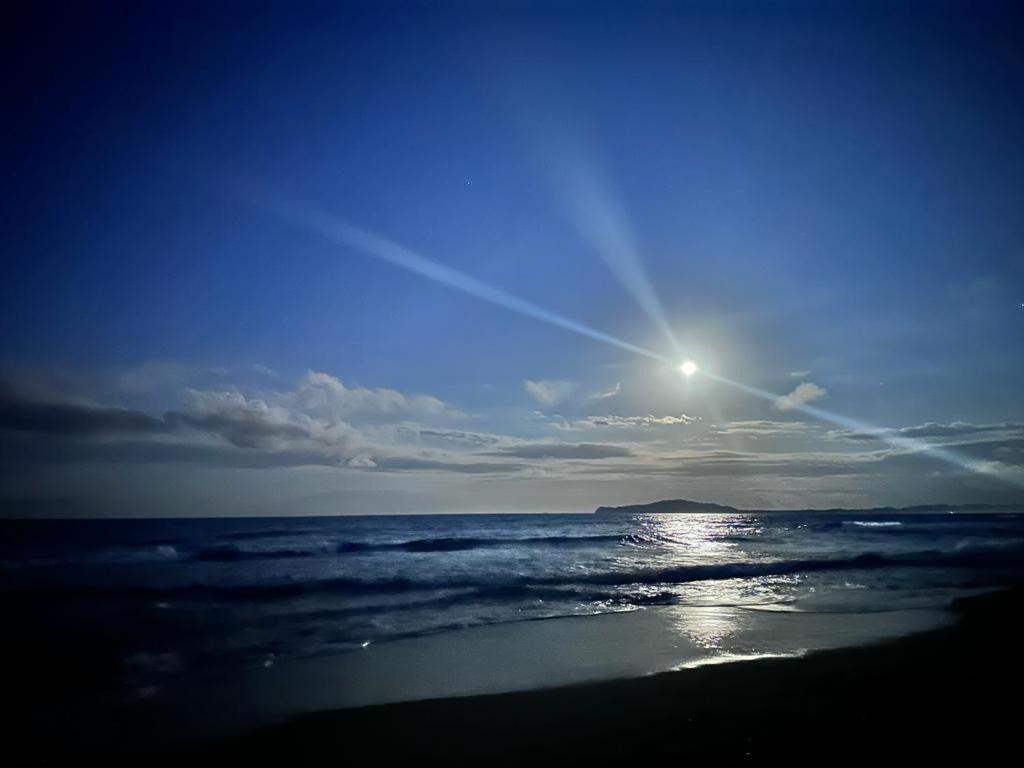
[[594, 498, 1023, 515]]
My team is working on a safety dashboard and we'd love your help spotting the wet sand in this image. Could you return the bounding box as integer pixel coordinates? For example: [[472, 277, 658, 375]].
[[203, 587, 1022, 766]]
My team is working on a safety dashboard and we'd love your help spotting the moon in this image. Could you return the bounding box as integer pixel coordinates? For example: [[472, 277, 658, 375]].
[[680, 360, 698, 376]]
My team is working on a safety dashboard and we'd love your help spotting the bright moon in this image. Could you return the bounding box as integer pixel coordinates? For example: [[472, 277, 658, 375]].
[[680, 360, 698, 376]]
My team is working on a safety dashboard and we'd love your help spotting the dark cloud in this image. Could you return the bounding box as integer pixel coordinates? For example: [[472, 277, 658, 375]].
[[168, 412, 311, 449], [0, 433, 342, 470], [0, 386, 317, 450], [0, 386, 528, 475], [0, 392, 167, 436]]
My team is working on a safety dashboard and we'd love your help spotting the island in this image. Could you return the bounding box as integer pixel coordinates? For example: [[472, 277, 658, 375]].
[[594, 498, 1022, 515]]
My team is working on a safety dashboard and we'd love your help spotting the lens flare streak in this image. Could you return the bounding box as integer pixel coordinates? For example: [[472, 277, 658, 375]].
[[252, 187, 1019, 489], [263, 192, 668, 362], [705, 372, 1023, 488]]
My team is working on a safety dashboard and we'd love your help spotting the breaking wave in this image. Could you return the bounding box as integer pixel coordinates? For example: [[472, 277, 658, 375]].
[[13, 540, 1022, 602], [190, 532, 649, 561]]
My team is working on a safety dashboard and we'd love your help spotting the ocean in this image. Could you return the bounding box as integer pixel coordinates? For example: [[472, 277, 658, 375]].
[[4, 511, 1024, 742]]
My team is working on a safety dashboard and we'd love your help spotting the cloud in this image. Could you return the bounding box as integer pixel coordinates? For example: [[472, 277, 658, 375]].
[[0, 372, 536, 477], [190, 388, 350, 450], [774, 382, 827, 411], [291, 371, 464, 422], [0, 371, 463, 467], [550, 414, 696, 430], [171, 405, 321, 450], [4, 364, 1020, 509], [1, 360, 282, 414], [0, 393, 168, 436], [589, 381, 621, 400], [485, 442, 634, 459], [789, 370, 811, 378], [0, 385, 354, 453], [0, 435, 345, 470], [898, 421, 1024, 439], [713, 420, 814, 436], [400, 428, 502, 448], [949, 438, 1024, 464], [831, 421, 1024, 442], [372, 456, 525, 473], [562, 448, 886, 480], [566, 444, 956, 481], [346, 454, 377, 468], [523, 379, 573, 406]]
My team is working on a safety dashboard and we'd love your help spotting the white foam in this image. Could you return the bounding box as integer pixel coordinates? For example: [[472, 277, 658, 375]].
[[674, 651, 804, 670]]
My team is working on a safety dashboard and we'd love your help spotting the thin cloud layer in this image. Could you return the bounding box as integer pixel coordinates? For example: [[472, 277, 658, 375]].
[[832, 421, 1024, 441], [486, 442, 635, 459], [523, 379, 574, 406]]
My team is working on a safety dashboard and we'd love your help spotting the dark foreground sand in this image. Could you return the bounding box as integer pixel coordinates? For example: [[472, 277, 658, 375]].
[[200, 588, 1022, 766]]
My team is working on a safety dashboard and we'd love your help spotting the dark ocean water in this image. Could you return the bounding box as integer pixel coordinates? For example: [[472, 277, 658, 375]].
[[3, 512, 1023, 705]]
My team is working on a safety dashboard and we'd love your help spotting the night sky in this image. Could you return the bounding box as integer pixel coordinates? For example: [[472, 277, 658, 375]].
[[2, 1, 1022, 515]]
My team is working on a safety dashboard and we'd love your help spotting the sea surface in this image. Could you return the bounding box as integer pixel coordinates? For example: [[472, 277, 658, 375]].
[[3, 511, 1024, 726]]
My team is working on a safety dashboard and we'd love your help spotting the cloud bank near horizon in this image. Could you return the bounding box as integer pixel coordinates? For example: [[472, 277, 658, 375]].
[[1, 360, 1022, 517]]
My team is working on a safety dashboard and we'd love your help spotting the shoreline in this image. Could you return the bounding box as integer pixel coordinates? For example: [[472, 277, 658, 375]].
[[196, 586, 1021, 765], [150, 598, 952, 729]]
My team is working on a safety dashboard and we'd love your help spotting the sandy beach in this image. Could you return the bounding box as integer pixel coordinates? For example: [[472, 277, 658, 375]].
[[199, 587, 1021, 766]]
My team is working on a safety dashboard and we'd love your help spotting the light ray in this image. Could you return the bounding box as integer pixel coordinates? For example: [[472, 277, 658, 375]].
[[257, 189, 670, 363], [246, 185, 1019, 489], [557, 160, 681, 354], [705, 371, 1024, 487]]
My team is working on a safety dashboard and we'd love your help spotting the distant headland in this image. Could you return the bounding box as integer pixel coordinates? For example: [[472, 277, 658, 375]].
[[594, 499, 1023, 515]]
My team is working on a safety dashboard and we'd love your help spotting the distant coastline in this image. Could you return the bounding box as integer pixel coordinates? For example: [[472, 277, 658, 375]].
[[594, 498, 1024, 515]]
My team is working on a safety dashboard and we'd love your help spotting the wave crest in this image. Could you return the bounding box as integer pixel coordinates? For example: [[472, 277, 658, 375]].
[[15, 540, 1022, 602]]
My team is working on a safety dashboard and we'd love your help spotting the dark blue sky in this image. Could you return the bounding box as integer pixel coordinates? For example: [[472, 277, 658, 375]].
[[2, 1, 1023, 514]]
